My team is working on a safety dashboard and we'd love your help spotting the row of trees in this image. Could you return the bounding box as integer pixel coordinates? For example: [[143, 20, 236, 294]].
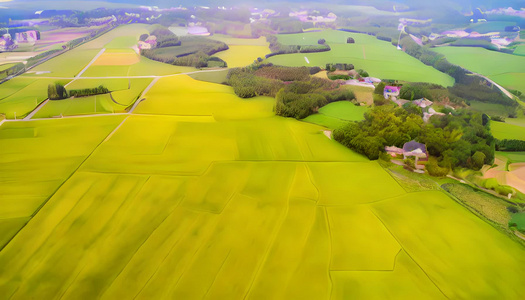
[[0, 63, 25, 80], [265, 35, 331, 58], [496, 139, 525, 152], [333, 105, 495, 174], [69, 85, 109, 98], [48, 83, 109, 100]]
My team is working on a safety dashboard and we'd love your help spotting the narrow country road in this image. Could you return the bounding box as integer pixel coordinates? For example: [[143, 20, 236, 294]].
[[75, 48, 106, 78]]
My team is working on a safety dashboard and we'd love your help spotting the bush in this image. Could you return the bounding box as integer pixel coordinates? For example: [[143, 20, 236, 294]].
[[507, 206, 519, 214], [374, 82, 386, 95], [347, 37, 355, 43], [373, 94, 389, 106], [427, 157, 450, 177], [491, 115, 506, 122], [309, 66, 322, 75], [495, 185, 514, 197], [318, 38, 326, 44], [328, 74, 350, 80], [357, 69, 369, 77]]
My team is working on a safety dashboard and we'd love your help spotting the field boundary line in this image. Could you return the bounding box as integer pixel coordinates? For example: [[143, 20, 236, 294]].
[[76, 48, 106, 78], [242, 175, 294, 299], [324, 206, 335, 300], [369, 209, 450, 299], [128, 207, 202, 299], [0, 116, 129, 252]]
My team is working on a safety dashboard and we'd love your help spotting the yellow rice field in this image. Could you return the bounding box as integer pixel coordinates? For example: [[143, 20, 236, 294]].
[[0, 75, 523, 299]]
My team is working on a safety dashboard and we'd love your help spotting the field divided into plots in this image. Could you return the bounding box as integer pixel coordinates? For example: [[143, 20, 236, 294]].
[[0, 75, 524, 298], [267, 30, 455, 87]]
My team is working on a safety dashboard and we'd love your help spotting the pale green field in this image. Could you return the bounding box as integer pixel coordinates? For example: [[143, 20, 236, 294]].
[[434, 47, 525, 93], [267, 31, 454, 87], [491, 121, 525, 140], [0, 74, 524, 298], [28, 49, 101, 77], [33, 78, 152, 118], [0, 79, 70, 119], [303, 101, 367, 129]]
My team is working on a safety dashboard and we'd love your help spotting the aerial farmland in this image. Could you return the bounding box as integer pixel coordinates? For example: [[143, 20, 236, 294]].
[[0, 0, 524, 299]]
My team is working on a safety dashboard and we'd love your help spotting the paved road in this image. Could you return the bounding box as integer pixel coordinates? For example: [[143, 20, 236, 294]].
[[472, 72, 516, 100], [75, 48, 106, 78]]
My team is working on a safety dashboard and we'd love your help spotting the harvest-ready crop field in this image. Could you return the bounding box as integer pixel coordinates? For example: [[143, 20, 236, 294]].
[[267, 30, 455, 87], [0, 75, 523, 299], [210, 35, 270, 68], [434, 46, 525, 94]]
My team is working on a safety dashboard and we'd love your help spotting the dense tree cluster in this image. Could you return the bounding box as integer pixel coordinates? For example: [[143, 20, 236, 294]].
[[254, 66, 311, 81], [325, 63, 354, 72], [333, 105, 495, 173], [69, 85, 109, 98], [48, 83, 68, 100], [227, 64, 354, 119], [149, 25, 181, 48], [276, 83, 355, 119]]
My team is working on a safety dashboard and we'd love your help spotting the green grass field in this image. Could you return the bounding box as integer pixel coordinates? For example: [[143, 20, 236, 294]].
[[188, 69, 229, 84], [33, 78, 152, 118], [0, 73, 524, 298], [510, 213, 525, 232], [267, 31, 454, 87], [0, 63, 17, 72], [303, 100, 367, 129], [0, 79, 70, 119], [491, 121, 525, 140], [514, 45, 525, 56], [469, 101, 516, 117], [434, 46, 525, 93]]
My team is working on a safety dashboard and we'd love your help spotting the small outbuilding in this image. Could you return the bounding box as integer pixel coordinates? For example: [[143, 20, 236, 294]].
[[403, 140, 429, 163]]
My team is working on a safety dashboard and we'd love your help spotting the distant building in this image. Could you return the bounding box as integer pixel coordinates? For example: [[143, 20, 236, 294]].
[[384, 86, 401, 100], [385, 146, 404, 157], [403, 141, 429, 163], [423, 107, 446, 123], [413, 98, 433, 109], [15, 30, 38, 43]]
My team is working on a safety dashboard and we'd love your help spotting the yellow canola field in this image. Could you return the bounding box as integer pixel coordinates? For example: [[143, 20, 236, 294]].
[[0, 73, 524, 299], [213, 45, 271, 68]]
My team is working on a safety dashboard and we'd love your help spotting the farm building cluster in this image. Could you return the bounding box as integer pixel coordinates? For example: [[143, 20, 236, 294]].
[[0, 30, 40, 51]]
